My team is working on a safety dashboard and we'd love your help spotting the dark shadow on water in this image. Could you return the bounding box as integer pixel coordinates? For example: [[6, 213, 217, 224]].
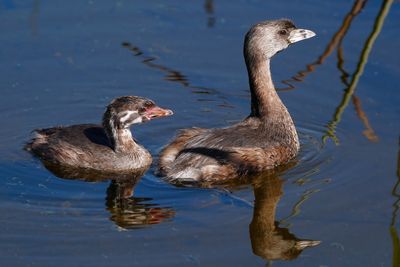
[[39, 161, 175, 229]]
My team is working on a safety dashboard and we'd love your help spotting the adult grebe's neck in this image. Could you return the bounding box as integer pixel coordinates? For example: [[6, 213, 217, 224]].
[[246, 58, 284, 118], [245, 55, 300, 151]]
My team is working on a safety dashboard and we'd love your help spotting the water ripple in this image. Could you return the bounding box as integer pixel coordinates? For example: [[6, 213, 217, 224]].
[[284, 123, 335, 187]]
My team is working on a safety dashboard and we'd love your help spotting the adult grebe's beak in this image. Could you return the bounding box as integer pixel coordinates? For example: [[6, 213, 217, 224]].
[[288, 29, 316, 44], [143, 106, 173, 120]]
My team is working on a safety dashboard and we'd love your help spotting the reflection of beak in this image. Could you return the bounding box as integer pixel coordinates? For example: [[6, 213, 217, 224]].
[[294, 240, 321, 250], [143, 106, 173, 121], [288, 29, 316, 44]]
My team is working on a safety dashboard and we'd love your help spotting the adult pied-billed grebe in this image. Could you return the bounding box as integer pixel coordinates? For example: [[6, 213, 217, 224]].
[[26, 96, 173, 172], [158, 19, 315, 182]]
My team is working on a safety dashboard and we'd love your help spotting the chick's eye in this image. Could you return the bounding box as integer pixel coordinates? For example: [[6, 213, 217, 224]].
[[139, 107, 146, 113], [278, 29, 287, 35]]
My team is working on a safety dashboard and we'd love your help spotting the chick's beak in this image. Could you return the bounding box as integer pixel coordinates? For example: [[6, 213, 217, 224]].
[[288, 28, 316, 44], [143, 106, 173, 120]]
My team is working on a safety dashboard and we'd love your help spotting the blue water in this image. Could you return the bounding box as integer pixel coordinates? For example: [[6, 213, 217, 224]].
[[1, 0, 399, 266]]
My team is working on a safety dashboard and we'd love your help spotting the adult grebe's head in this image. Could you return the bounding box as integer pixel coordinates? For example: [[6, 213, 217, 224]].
[[244, 19, 315, 62], [103, 96, 173, 130]]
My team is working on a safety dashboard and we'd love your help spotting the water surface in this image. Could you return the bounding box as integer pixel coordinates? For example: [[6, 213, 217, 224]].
[[1, 0, 399, 266]]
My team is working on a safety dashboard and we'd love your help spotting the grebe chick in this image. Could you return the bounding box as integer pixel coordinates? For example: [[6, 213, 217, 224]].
[[157, 19, 315, 182], [26, 96, 173, 172]]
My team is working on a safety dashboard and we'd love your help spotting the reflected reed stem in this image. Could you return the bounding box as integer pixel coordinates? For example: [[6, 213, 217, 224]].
[[390, 137, 400, 266], [323, 0, 393, 144], [278, 0, 367, 92]]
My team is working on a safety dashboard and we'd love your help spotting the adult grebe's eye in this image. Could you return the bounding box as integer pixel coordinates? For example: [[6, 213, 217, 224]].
[[278, 29, 287, 35]]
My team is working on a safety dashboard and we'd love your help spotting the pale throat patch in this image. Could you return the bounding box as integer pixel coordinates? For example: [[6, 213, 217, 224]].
[[130, 116, 143, 124], [119, 110, 142, 126]]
